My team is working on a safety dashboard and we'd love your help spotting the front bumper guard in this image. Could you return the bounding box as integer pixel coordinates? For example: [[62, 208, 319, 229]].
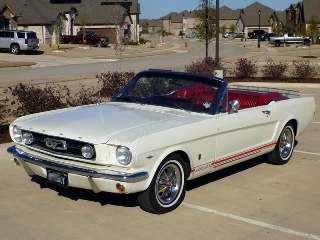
[[7, 145, 149, 183]]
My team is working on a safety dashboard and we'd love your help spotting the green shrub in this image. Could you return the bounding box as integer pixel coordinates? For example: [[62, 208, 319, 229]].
[[139, 37, 147, 44]]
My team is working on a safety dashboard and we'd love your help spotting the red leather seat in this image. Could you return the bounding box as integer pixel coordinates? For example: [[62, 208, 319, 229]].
[[229, 90, 289, 109]]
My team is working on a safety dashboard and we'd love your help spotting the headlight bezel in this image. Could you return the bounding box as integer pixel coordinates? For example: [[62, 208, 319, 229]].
[[22, 131, 35, 145], [81, 144, 95, 159], [13, 125, 22, 142], [116, 146, 132, 165]]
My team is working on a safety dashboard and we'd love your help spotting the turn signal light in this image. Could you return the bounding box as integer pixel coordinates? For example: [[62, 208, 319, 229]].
[[116, 183, 125, 192], [13, 158, 21, 166]]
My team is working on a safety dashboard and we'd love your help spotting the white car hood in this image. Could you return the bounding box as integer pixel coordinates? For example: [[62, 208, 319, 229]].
[[16, 102, 207, 144]]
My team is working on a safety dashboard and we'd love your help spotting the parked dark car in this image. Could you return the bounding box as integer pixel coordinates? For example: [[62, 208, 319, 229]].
[[60, 31, 109, 47], [260, 33, 275, 41], [248, 30, 266, 39]]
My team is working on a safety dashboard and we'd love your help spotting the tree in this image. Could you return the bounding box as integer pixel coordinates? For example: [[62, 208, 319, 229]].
[[220, 25, 226, 35], [229, 24, 236, 38], [307, 16, 319, 43], [141, 21, 149, 34], [194, 0, 216, 57]]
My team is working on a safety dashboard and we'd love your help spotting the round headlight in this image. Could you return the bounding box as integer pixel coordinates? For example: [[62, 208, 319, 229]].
[[22, 132, 34, 145], [81, 145, 95, 159], [13, 125, 22, 142], [116, 146, 132, 165]]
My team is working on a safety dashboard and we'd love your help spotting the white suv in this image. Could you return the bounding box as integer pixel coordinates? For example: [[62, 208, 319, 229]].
[[0, 30, 39, 54]]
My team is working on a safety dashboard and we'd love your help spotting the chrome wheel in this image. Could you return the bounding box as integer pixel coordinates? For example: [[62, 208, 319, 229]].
[[137, 155, 187, 214], [156, 163, 182, 205], [279, 127, 294, 159], [266, 123, 295, 165]]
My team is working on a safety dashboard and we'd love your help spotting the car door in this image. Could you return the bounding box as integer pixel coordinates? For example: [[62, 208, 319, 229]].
[[0, 31, 4, 48], [214, 106, 271, 167]]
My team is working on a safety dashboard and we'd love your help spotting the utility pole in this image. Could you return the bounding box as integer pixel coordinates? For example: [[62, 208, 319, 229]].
[[215, 0, 220, 68], [205, 0, 209, 57]]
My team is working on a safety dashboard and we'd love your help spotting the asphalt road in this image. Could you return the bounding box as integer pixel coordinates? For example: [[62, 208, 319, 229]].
[[0, 37, 251, 85], [1, 38, 320, 240]]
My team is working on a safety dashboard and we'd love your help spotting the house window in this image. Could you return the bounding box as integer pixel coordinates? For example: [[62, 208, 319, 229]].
[[0, 16, 9, 29]]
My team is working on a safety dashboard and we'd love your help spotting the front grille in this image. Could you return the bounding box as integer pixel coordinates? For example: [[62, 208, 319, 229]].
[[23, 131, 95, 160]]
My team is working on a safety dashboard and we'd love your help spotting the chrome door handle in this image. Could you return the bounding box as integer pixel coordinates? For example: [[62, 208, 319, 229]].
[[262, 110, 271, 115]]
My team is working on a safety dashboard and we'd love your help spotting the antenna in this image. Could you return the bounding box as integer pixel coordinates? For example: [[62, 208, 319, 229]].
[[96, 87, 101, 106]]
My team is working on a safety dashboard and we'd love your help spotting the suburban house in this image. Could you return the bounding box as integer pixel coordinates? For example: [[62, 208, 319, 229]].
[[268, 10, 286, 34], [140, 19, 164, 34], [286, 0, 320, 37], [219, 6, 241, 33], [0, 0, 140, 44], [236, 2, 275, 38], [157, 10, 195, 36]]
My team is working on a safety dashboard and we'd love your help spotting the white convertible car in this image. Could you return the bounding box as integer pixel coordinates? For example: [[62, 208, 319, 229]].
[[7, 70, 315, 214]]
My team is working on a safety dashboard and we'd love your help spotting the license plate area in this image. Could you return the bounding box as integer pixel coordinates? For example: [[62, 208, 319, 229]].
[[46, 168, 68, 187]]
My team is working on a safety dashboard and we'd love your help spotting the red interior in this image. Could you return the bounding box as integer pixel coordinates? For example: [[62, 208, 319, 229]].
[[171, 86, 288, 110]]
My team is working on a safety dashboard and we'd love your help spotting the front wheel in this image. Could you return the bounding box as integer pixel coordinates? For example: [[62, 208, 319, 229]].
[[138, 154, 187, 214], [96, 41, 103, 47], [266, 123, 295, 165]]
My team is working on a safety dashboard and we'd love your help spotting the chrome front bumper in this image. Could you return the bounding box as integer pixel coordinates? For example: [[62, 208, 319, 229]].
[[7, 145, 149, 184]]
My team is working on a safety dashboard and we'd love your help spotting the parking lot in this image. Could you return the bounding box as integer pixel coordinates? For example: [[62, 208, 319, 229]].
[[1, 84, 319, 240]]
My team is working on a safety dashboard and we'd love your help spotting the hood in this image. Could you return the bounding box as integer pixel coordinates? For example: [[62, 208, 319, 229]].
[[15, 102, 207, 144]]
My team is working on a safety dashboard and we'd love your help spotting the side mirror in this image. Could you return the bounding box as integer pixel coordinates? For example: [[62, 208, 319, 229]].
[[229, 100, 240, 114]]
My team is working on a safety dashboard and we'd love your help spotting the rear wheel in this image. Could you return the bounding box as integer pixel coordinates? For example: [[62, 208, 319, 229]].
[[266, 123, 295, 165], [274, 41, 281, 47], [304, 39, 311, 46], [11, 44, 20, 54], [68, 40, 75, 44], [138, 154, 187, 214]]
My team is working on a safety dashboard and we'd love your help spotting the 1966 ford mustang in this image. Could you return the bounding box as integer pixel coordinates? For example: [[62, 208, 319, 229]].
[[7, 70, 315, 214]]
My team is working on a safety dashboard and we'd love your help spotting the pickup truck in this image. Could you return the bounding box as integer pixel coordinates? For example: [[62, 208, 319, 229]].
[[269, 33, 311, 47], [248, 30, 266, 39], [60, 32, 109, 47]]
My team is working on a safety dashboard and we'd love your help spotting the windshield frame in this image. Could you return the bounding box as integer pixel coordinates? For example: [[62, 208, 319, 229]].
[[111, 70, 228, 115]]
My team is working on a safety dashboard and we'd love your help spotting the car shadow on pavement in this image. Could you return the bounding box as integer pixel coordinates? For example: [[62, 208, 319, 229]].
[[30, 175, 140, 208], [0, 49, 44, 55], [186, 156, 266, 191]]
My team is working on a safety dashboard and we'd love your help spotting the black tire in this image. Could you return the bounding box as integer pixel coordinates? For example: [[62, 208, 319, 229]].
[[68, 40, 75, 44], [96, 41, 103, 47], [138, 154, 187, 214], [11, 44, 20, 54], [266, 123, 295, 165], [274, 41, 281, 47]]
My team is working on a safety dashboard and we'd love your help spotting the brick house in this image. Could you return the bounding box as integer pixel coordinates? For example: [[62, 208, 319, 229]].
[[0, 0, 140, 44], [158, 11, 196, 36], [286, 0, 320, 36], [236, 2, 275, 38], [219, 6, 241, 33]]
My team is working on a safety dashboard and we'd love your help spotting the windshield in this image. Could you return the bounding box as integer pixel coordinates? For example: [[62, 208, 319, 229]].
[[112, 71, 227, 114]]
